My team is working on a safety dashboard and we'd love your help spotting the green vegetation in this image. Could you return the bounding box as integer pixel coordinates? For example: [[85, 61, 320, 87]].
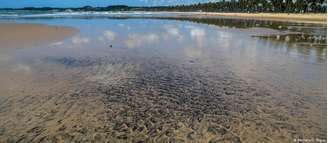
[[1, 0, 326, 13], [144, 0, 326, 13]]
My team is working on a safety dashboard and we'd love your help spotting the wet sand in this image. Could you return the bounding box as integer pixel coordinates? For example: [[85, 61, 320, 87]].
[[0, 52, 325, 142], [0, 18, 326, 142], [0, 23, 77, 48]]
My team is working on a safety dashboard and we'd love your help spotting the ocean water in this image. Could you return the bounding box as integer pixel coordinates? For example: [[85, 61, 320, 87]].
[[0, 10, 179, 18]]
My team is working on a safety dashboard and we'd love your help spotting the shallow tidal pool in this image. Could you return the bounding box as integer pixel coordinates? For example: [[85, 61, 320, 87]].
[[0, 16, 326, 142]]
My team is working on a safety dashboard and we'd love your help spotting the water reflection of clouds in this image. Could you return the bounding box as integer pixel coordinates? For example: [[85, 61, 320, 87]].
[[57, 23, 211, 50], [125, 33, 160, 48], [72, 36, 90, 44], [50, 41, 64, 46], [118, 23, 131, 30], [186, 25, 206, 48], [218, 31, 233, 39], [103, 30, 116, 41], [60, 35, 91, 48], [54, 22, 220, 52], [190, 28, 205, 39], [216, 31, 233, 49], [163, 25, 183, 41]]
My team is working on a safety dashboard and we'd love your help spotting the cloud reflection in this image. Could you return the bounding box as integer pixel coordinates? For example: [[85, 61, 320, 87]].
[[125, 33, 160, 48], [118, 24, 131, 30], [190, 28, 205, 38], [163, 25, 183, 41], [50, 41, 64, 46], [103, 30, 116, 41], [72, 36, 90, 44], [186, 25, 206, 48]]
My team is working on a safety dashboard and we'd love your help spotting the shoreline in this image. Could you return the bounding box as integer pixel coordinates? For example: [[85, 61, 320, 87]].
[[1, 11, 326, 24], [107, 11, 327, 24]]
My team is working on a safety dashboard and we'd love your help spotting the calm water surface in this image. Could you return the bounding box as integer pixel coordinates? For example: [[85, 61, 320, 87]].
[[0, 16, 326, 142]]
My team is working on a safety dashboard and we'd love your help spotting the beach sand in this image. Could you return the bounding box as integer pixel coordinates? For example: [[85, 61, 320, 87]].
[[0, 18, 325, 142], [0, 53, 325, 142], [0, 23, 77, 48], [170, 12, 327, 24]]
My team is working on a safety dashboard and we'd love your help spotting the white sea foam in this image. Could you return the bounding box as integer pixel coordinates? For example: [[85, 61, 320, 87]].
[[0, 11, 173, 18]]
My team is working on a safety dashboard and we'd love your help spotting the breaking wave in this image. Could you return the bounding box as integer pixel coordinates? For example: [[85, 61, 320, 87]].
[[0, 11, 175, 18]]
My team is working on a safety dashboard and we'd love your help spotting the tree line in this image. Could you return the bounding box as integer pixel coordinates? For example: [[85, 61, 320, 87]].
[[1, 0, 326, 13], [148, 0, 326, 13]]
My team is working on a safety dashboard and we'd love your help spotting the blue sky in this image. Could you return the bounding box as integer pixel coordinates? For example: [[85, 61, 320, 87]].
[[0, 0, 218, 8]]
